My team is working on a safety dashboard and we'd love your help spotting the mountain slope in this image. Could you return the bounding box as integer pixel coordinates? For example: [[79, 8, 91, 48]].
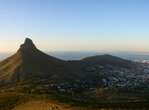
[[0, 38, 139, 84], [0, 38, 68, 82], [0, 38, 149, 110], [82, 54, 136, 68]]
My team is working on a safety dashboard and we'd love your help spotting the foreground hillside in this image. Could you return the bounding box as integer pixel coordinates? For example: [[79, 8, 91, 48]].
[[13, 100, 149, 110], [0, 93, 149, 110], [0, 38, 149, 109], [12, 100, 72, 110], [0, 92, 149, 110]]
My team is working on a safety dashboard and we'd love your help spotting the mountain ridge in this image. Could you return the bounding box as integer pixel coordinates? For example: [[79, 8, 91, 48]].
[[0, 38, 149, 110], [0, 38, 142, 87], [0, 38, 69, 83]]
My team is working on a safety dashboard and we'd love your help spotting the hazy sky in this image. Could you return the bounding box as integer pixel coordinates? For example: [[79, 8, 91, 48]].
[[0, 0, 149, 52]]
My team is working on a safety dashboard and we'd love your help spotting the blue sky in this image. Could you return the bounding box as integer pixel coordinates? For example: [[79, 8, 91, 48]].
[[0, 0, 149, 52]]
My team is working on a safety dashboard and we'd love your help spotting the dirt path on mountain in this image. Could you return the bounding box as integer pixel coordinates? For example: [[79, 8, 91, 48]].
[[12, 100, 92, 110]]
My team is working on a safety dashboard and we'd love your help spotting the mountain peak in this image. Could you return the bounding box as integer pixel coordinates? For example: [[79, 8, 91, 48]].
[[24, 38, 33, 45], [19, 38, 36, 51]]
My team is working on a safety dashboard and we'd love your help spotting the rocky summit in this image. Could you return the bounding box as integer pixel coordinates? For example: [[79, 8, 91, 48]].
[[19, 38, 37, 51]]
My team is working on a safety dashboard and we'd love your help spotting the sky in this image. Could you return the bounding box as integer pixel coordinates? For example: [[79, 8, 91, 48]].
[[0, 0, 149, 52]]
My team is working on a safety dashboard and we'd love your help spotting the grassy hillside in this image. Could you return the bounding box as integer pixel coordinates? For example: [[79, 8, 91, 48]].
[[0, 90, 149, 110]]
